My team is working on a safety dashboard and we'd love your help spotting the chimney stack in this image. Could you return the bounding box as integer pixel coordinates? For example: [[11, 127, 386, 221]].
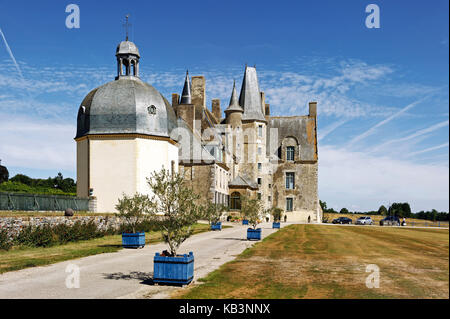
[[191, 76, 206, 109], [309, 102, 317, 118], [212, 99, 221, 122], [172, 93, 179, 107]]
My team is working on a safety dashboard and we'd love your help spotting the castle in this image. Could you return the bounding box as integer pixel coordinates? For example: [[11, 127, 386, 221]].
[[75, 39, 321, 223]]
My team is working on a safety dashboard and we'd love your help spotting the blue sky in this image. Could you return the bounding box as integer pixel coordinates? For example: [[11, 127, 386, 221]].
[[0, 0, 448, 212]]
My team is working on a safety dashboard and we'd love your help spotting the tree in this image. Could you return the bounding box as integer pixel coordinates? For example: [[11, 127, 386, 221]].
[[377, 205, 388, 216], [115, 193, 152, 233], [271, 207, 283, 222], [147, 169, 201, 256], [240, 196, 263, 229], [10, 174, 33, 185], [201, 202, 226, 225], [319, 200, 327, 212], [340, 207, 349, 214]]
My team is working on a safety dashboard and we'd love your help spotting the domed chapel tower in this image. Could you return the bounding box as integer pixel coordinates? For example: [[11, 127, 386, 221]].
[[75, 38, 179, 213]]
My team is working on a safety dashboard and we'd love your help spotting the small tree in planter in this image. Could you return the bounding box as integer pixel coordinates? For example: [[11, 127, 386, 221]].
[[271, 207, 283, 229], [147, 169, 201, 285], [115, 193, 152, 248], [241, 196, 263, 240], [202, 202, 226, 231]]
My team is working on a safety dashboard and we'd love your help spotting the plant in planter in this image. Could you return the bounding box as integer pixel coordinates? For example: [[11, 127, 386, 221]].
[[271, 207, 283, 229], [241, 196, 263, 241], [202, 202, 226, 231], [147, 169, 201, 285], [115, 193, 152, 248]]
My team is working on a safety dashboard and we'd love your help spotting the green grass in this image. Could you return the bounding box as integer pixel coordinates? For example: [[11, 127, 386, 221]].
[[0, 223, 216, 274], [174, 224, 449, 299]]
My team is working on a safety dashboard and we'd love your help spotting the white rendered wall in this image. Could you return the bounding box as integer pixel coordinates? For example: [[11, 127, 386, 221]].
[[88, 137, 178, 213], [135, 138, 178, 196], [89, 138, 137, 213]]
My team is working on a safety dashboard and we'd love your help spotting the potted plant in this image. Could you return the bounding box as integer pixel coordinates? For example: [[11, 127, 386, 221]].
[[147, 169, 201, 286], [115, 193, 151, 248], [202, 202, 226, 231], [271, 207, 283, 229], [241, 196, 263, 241]]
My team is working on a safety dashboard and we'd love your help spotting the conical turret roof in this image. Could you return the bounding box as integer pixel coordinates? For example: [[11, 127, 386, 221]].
[[180, 71, 192, 104], [239, 66, 266, 122], [224, 80, 244, 113]]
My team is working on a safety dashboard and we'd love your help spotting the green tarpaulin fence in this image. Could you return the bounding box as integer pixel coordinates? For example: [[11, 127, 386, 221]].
[[0, 192, 89, 211]]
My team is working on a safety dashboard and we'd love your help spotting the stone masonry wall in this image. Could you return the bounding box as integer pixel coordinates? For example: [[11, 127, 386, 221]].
[[0, 215, 122, 238]]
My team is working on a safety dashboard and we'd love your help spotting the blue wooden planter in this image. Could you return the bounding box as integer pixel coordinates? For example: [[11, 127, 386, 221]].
[[211, 222, 222, 231], [122, 232, 145, 248], [153, 252, 194, 285], [247, 228, 262, 241], [242, 219, 249, 225], [272, 222, 281, 229]]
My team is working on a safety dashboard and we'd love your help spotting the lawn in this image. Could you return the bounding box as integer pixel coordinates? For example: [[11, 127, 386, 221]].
[[174, 224, 449, 299], [0, 223, 213, 274]]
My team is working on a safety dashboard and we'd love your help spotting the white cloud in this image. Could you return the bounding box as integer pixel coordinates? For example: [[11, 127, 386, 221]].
[[319, 145, 449, 212], [0, 114, 76, 171]]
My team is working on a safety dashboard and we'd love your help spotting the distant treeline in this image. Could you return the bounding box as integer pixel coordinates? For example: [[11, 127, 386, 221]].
[[0, 173, 76, 196], [320, 201, 449, 222]]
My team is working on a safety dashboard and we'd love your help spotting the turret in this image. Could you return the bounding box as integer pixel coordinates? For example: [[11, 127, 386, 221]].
[[225, 80, 244, 128]]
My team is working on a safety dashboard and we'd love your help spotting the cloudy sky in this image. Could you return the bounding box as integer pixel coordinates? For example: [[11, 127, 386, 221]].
[[0, 0, 448, 212]]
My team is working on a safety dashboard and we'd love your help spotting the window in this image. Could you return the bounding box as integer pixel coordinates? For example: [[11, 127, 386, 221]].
[[258, 163, 262, 171], [268, 184, 272, 189], [286, 146, 295, 161], [285, 172, 295, 189], [258, 147, 262, 155], [257, 193, 261, 200], [286, 198, 293, 211], [258, 125, 263, 137], [257, 178, 262, 185], [268, 196, 272, 202]]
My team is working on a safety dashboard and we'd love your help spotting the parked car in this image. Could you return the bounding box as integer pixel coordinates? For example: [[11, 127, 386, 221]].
[[332, 217, 352, 224], [379, 216, 400, 226], [356, 216, 374, 225]]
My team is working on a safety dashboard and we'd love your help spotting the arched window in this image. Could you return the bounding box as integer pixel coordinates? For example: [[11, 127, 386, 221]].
[[230, 192, 241, 210]]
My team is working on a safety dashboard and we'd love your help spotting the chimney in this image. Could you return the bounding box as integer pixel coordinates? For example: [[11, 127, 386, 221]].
[[191, 76, 206, 109], [212, 99, 221, 122], [309, 102, 317, 118], [172, 93, 179, 107], [265, 103, 270, 116]]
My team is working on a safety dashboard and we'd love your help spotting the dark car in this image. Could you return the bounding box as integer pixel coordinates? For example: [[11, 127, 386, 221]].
[[379, 216, 400, 226], [332, 217, 352, 224]]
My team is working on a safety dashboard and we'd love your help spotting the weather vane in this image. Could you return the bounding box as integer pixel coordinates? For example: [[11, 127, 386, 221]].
[[123, 14, 131, 41]]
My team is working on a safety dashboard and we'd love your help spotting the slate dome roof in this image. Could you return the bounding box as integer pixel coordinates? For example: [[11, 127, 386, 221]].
[[76, 77, 177, 139], [116, 41, 140, 57]]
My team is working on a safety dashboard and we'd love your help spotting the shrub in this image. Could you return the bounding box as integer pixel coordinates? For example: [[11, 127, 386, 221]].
[[13, 219, 105, 248], [115, 193, 152, 233], [15, 225, 54, 247], [241, 196, 263, 229], [0, 228, 12, 251]]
